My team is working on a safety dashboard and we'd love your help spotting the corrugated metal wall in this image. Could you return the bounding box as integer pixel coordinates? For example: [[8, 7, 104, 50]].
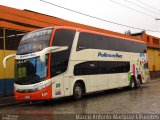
[[148, 48, 160, 78], [0, 27, 25, 97], [0, 50, 16, 97]]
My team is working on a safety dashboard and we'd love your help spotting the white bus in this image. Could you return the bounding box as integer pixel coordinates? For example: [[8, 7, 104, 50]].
[[3, 26, 150, 100]]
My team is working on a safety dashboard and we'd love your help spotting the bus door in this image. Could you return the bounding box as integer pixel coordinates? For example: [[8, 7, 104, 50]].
[[63, 76, 71, 96]]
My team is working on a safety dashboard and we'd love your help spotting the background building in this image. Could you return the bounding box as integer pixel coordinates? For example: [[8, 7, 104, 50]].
[[132, 31, 160, 79]]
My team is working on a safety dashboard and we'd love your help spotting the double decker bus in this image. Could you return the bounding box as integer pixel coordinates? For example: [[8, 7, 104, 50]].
[[3, 26, 150, 100]]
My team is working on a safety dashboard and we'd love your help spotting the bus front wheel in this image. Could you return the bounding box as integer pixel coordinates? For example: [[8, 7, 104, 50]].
[[73, 83, 83, 100]]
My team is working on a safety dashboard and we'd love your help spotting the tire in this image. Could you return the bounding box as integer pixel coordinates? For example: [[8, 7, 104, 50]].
[[73, 83, 83, 100], [135, 77, 141, 89], [130, 77, 135, 89]]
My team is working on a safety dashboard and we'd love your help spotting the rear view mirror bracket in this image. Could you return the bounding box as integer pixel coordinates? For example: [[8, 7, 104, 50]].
[[3, 54, 16, 68]]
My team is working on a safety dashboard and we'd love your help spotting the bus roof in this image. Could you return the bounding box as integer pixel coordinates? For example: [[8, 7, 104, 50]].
[[54, 26, 145, 44], [31, 26, 145, 44]]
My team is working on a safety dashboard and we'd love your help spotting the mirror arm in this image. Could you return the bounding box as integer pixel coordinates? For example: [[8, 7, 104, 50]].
[[39, 46, 68, 62], [3, 54, 16, 68]]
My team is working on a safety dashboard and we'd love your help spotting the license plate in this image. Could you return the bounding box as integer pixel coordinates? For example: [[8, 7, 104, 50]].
[[24, 96, 30, 99]]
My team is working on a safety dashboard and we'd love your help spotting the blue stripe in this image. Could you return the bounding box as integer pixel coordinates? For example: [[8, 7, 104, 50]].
[[0, 79, 14, 97]]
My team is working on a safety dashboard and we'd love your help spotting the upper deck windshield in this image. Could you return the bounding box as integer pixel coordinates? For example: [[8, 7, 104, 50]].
[[17, 28, 52, 55]]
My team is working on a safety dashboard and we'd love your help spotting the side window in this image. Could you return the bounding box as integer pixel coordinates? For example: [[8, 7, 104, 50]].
[[74, 61, 98, 76], [123, 62, 130, 72], [110, 62, 117, 73], [52, 29, 75, 47], [88, 62, 98, 74], [50, 51, 69, 77], [97, 61, 108, 74], [77, 32, 146, 53], [50, 29, 75, 77], [76, 33, 97, 51], [74, 61, 130, 76]]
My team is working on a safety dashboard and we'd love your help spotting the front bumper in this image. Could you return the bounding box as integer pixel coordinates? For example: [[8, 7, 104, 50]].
[[15, 86, 52, 101]]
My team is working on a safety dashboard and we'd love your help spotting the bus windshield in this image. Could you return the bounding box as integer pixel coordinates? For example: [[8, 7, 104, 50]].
[[17, 28, 52, 55], [15, 56, 48, 85]]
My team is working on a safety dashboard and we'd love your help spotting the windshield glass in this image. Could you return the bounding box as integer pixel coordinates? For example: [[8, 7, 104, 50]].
[[15, 55, 48, 85], [17, 28, 52, 55]]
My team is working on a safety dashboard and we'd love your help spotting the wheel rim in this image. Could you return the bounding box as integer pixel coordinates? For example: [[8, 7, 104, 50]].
[[74, 86, 82, 97], [131, 79, 135, 88], [131, 81, 134, 88], [137, 79, 140, 87]]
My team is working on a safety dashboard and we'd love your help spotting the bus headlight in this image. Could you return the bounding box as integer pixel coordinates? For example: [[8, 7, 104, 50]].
[[37, 85, 45, 91], [37, 82, 52, 91]]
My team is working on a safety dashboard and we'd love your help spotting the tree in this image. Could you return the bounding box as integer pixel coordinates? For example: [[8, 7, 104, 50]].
[[125, 30, 131, 35]]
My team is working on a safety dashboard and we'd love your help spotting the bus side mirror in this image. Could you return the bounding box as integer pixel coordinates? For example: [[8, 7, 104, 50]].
[[39, 46, 68, 62], [3, 54, 16, 68]]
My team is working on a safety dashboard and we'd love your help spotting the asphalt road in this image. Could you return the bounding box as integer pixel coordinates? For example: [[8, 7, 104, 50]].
[[0, 80, 160, 120]]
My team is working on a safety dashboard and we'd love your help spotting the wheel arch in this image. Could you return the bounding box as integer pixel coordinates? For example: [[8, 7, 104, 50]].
[[130, 74, 136, 81], [71, 79, 86, 95]]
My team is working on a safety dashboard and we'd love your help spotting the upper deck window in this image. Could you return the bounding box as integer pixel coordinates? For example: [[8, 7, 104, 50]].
[[50, 29, 76, 77], [77, 32, 146, 53]]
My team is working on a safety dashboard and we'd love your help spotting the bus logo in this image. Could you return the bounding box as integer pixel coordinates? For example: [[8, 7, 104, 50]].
[[98, 52, 123, 58]]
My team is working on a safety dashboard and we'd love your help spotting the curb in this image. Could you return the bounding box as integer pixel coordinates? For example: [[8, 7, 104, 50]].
[[0, 96, 25, 107], [0, 101, 25, 108]]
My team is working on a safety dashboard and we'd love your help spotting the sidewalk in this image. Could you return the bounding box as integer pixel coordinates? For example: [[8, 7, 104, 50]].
[[0, 96, 23, 107]]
